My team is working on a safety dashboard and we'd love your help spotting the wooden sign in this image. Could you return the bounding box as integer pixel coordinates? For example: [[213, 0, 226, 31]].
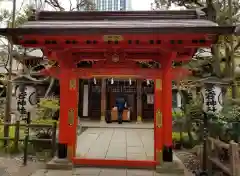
[[103, 35, 123, 42], [147, 94, 154, 104]]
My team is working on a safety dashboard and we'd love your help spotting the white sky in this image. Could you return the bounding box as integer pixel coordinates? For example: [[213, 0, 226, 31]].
[[132, 0, 154, 10], [0, 0, 184, 72], [0, 0, 183, 12]]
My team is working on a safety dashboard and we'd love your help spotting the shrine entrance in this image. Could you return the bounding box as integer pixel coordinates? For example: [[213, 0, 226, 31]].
[[0, 10, 236, 169], [52, 54, 176, 167]]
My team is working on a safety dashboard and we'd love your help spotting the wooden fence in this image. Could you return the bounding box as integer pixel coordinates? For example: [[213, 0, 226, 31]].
[[207, 137, 240, 176], [0, 121, 57, 165]]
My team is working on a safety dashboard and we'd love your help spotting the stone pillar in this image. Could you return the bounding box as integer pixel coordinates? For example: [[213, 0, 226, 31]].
[[154, 79, 163, 165], [101, 78, 106, 122], [58, 70, 79, 160], [136, 79, 142, 123]]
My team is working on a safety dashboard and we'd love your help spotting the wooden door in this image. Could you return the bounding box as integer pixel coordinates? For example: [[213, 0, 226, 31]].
[[126, 94, 137, 121], [88, 84, 101, 120]]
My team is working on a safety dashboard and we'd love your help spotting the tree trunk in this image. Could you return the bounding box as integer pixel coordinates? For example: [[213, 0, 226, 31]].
[[212, 45, 222, 77], [186, 117, 194, 146]]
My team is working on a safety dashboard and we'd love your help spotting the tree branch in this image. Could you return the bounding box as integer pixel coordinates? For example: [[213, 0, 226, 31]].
[[167, 0, 204, 9], [234, 40, 240, 51], [69, 0, 73, 10], [45, 0, 65, 11]]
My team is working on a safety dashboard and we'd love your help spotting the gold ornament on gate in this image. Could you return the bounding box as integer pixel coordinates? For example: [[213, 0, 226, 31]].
[[103, 35, 123, 42], [112, 54, 119, 63], [156, 109, 162, 128], [68, 109, 74, 125], [156, 149, 163, 163], [155, 79, 162, 90], [69, 79, 76, 90]]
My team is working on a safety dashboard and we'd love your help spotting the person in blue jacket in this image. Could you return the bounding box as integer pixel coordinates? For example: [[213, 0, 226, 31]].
[[115, 96, 126, 124]]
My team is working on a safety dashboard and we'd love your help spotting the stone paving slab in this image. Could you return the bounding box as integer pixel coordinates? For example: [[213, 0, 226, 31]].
[[76, 128, 154, 160], [81, 121, 154, 129], [30, 168, 180, 176]]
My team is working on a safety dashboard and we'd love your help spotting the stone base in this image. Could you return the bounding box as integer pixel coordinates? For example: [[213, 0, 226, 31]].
[[58, 143, 68, 159], [46, 157, 73, 170], [156, 162, 184, 175], [100, 120, 107, 124], [163, 145, 173, 162], [100, 116, 106, 122], [136, 116, 142, 124]]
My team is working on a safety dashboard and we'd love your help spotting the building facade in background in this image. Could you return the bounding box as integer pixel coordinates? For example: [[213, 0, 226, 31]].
[[94, 0, 132, 11]]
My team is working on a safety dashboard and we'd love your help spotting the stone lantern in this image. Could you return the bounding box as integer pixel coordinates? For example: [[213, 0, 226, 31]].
[[193, 76, 231, 175]]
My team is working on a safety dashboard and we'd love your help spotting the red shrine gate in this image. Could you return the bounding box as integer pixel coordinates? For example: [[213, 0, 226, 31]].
[[0, 10, 236, 168]]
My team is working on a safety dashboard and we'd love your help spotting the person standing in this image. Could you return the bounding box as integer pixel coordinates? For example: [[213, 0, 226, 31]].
[[115, 96, 125, 124]]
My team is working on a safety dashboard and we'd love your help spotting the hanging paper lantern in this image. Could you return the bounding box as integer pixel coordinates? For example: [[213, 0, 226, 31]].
[[16, 85, 37, 114], [201, 85, 222, 113]]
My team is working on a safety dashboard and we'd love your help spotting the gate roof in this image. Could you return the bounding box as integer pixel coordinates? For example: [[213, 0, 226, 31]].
[[0, 9, 237, 41]]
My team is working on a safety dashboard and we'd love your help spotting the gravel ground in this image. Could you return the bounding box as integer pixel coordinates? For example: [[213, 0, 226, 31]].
[[175, 150, 201, 173]]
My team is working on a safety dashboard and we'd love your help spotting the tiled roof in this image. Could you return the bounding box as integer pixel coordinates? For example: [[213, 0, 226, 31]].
[[0, 9, 237, 38], [20, 9, 219, 30], [33, 10, 206, 21], [20, 19, 218, 29]]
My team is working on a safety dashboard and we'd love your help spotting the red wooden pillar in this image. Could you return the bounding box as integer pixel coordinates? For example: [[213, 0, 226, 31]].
[[154, 78, 163, 165], [58, 70, 79, 159], [57, 53, 79, 160], [161, 53, 175, 162]]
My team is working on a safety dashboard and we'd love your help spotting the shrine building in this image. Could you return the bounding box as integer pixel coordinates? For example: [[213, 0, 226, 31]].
[[1, 8, 239, 170]]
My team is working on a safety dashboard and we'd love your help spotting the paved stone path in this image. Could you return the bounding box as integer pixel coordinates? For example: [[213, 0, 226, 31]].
[[0, 156, 44, 176], [81, 121, 154, 129], [76, 128, 154, 160], [0, 128, 188, 176], [31, 168, 175, 176]]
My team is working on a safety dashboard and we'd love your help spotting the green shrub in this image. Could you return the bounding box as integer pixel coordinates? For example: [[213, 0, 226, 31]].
[[0, 125, 24, 153], [38, 98, 59, 110], [36, 98, 59, 120], [32, 119, 58, 125], [172, 132, 188, 141], [172, 111, 184, 120]]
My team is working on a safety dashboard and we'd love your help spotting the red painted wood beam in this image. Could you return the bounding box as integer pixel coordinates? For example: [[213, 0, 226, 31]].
[[44, 49, 194, 63], [72, 68, 162, 79], [175, 49, 196, 61], [73, 52, 106, 61], [92, 60, 139, 68], [71, 54, 193, 62], [41, 67, 190, 80], [125, 53, 161, 61], [70, 55, 193, 62], [72, 158, 157, 168], [45, 54, 193, 63], [21, 33, 215, 52]]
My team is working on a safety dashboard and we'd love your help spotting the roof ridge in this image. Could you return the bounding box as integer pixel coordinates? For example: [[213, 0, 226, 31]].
[[27, 9, 206, 21]]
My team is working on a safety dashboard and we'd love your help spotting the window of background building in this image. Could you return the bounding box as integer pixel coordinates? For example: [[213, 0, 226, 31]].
[[120, 0, 126, 10], [108, 0, 113, 11], [103, 0, 107, 10], [97, 0, 100, 10], [114, 0, 118, 10]]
